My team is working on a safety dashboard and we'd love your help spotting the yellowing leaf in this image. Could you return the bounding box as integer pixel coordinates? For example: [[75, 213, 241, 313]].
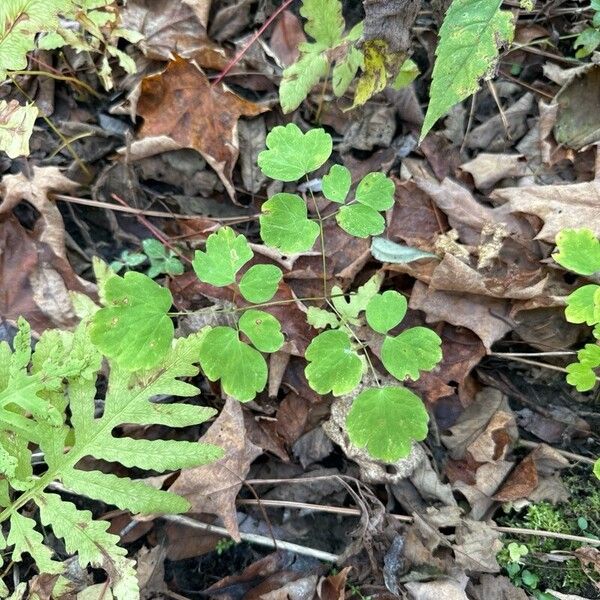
[[554, 228, 600, 276], [0, 100, 37, 158]]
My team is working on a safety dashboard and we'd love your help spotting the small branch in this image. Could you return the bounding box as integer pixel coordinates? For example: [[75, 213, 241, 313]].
[[490, 353, 600, 383], [161, 514, 340, 562], [518, 440, 596, 466], [212, 0, 294, 86]]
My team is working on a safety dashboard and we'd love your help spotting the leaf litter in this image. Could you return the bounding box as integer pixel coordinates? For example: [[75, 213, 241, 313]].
[[1, 0, 600, 599]]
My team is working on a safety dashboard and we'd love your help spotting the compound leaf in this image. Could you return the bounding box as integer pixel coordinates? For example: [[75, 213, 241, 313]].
[[565, 285, 600, 325], [421, 0, 515, 139], [239, 309, 284, 353], [322, 164, 351, 203], [198, 327, 267, 401], [0, 100, 37, 158], [336, 204, 385, 238], [381, 327, 443, 381], [300, 0, 344, 47], [365, 291, 407, 334], [304, 330, 363, 396], [554, 228, 600, 276], [568, 343, 600, 391], [355, 172, 395, 211], [239, 264, 283, 303], [346, 386, 429, 461], [90, 271, 174, 371], [257, 124, 332, 181], [260, 193, 320, 253], [193, 227, 253, 287], [331, 273, 382, 324]]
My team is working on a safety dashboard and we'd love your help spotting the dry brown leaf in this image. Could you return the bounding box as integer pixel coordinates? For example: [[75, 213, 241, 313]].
[[470, 574, 529, 600], [460, 153, 528, 190], [405, 577, 469, 600], [135, 57, 267, 200], [0, 167, 95, 331], [317, 567, 351, 600], [269, 10, 306, 67], [494, 443, 569, 503], [491, 181, 600, 241], [121, 0, 227, 68], [167, 398, 262, 541]]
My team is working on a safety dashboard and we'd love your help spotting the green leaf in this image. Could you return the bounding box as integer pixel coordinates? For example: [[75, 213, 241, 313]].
[[371, 237, 438, 263], [554, 229, 600, 276], [257, 124, 332, 181], [421, 0, 515, 139], [594, 458, 600, 480], [565, 285, 600, 325], [260, 193, 320, 253], [0, 0, 74, 80], [392, 58, 420, 90], [322, 164, 351, 203], [62, 470, 190, 515], [336, 204, 386, 238], [331, 273, 382, 324], [300, 0, 344, 47], [568, 359, 599, 392], [239, 309, 284, 353], [304, 330, 363, 396], [36, 493, 139, 599], [193, 227, 253, 287], [90, 271, 174, 371], [365, 291, 407, 334], [280, 53, 329, 114], [307, 307, 340, 329], [0, 100, 37, 158], [332, 45, 363, 96], [8, 513, 63, 574], [355, 172, 395, 211], [346, 386, 429, 461], [239, 264, 283, 303], [142, 238, 168, 259], [381, 327, 443, 381], [198, 327, 267, 401]]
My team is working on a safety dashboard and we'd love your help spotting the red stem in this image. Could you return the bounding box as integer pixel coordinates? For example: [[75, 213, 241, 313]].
[[212, 0, 294, 87]]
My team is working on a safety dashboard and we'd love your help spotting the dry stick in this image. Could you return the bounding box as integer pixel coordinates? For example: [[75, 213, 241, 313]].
[[236, 498, 600, 547], [490, 352, 600, 384], [55, 193, 259, 222], [212, 0, 294, 86], [519, 439, 596, 466], [162, 514, 340, 563]]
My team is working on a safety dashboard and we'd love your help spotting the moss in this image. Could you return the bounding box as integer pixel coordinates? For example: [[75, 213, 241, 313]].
[[496, 466, 600, 597]]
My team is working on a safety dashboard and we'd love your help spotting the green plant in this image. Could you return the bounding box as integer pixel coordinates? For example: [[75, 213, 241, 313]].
[[279, 0, 418, 113], [111, 239, 185, 279], [0, 309, 222, 598], [573, 1, 600, 57], [91, 123, 442, 462]]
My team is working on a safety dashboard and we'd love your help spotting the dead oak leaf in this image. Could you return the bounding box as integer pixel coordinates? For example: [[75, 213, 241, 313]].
[[136, 57, 267, 201], [167, 398, 262, 541]]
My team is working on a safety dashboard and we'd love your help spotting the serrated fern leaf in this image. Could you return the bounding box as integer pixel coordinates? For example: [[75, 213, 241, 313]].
[[421, 0, 514, 139], [36, 493, 139, 598], [0, 0, 74, 79]]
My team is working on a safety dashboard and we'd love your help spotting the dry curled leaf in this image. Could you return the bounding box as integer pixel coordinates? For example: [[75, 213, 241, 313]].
[[135, 57, 267, 201]]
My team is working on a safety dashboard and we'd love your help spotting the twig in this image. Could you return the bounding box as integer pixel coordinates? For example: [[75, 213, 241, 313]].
[[493, 351, 576, 357], [161, 514, 340, 562], [490, 353, 600, 383], [212, 0, 294, 86], [518, 440, 596, 466], [237, 498, 600, 546]]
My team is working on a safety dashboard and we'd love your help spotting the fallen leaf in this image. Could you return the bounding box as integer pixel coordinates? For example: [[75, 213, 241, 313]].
[[121, 0, 228, 68], [460, 153, 528, 190], [0, 167, 95, 331], [135, 57, 267, 200], [405, 577, 469, 600], [491, 181, 600, 241], [317, 567, 351, 600], [167, 398, 262, 541], [269, 10, 306, 67], [470, 574, 529, 600]]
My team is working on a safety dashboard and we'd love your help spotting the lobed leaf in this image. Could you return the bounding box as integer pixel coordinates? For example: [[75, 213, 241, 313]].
[[239, 264, 283, 303], [565, 285, 600, 326], [381, 327, 443, 381], [355, 172, 395, 211], [336, 204, 386, 238], [257, 124, 332, 181], [239, 309, 284, 353], [322, 164, 352, 203], [365, 291, 407, 334], [304, 330, 363, 396], [554, 228, 600, 276], [193, 227, 253, 287], [198, 327, 267, 401], [260, 192, 320, 253], [280, 53, 329, 114], [307, 307, 340, 329], [90, 271, 174, 371], [346, 386, 429, 461], [331, 273, 382, 324]]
